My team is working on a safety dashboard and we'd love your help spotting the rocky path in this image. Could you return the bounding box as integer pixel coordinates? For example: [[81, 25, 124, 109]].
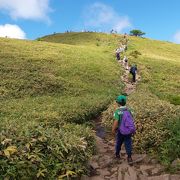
[[81, 61, 180, 180]]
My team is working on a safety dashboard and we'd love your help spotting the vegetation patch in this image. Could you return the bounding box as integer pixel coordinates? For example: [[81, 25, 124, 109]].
[[1, 32, 180, 177], [0, 122, 95, 179], [0, 34, 122, 179]]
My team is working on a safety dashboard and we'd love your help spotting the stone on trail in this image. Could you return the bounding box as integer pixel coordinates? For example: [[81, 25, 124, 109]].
[[81, 175, 90, 180], [147, 174, 170, 180], [91, 155, 99, 162], [118, 164, 128, 180], [89, 161, 99, 170], [140, 165, 154, 171], [132, 154, 147, 164], [125, 166, 138, 180], [98, 154, 113, 168], [108, 173, 117, 180], [118, 169, 123, 180], [89, 175, 105, 180], [170, 175, 180, 180], [121, 150, 126, 156], [111, 167, 118, 173], [139, 174, 148, 180], [149, 158, 159, 165], [97, 168, 111, 177], [108, 139, 115, 145], [141, 170, 149, 177], [151, 165, 164, 175], [171, 159, 180, 168]]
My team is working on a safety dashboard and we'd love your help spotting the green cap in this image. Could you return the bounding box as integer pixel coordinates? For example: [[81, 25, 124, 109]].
[[116, 95, 127, 103]]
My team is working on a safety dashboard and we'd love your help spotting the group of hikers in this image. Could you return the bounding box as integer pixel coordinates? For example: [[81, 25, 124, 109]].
[[115, 44, 137, 83], [112, 38, 137, 165]]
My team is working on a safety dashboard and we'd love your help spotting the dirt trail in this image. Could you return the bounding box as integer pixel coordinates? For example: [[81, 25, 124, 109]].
[[81, 61, 180, 180]]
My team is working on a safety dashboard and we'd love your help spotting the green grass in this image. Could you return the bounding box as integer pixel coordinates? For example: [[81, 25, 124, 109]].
[[0, 37, 122, 123], [41, 33, 180, 105], [1, 32, 180, 178], [39, 32, 121, 48], [0, 35, 123, 179], [127, 37, 180, 105]]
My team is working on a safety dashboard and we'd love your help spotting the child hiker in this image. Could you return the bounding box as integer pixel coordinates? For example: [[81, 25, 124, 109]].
[[112, 95, 136, 165]]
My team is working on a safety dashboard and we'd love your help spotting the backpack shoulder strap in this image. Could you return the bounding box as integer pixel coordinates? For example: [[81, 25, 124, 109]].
[[118, 108, 128, 124], [118, 109, 124, 124]]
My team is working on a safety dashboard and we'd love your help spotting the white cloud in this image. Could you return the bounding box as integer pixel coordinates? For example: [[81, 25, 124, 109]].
[[83, 2, 131, 32], [113, 17, 131, 32], [0, 24, 26, 39], [173, 31, 180, 44], [0, 0, 51, 22]]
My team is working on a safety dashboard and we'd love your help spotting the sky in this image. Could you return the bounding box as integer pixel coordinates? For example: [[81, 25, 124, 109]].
[[0, 0, 180, 43]]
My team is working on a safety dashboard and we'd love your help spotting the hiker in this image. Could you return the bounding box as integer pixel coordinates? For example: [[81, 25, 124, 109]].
[[123, 33, 129, 44], [123, 44, 127, 51], [123, 56, 129, 70], [119, 46, 124, 53], [112, 95, 136, 164], [130, 65, 137, 83], [115, 48, 121, 61]]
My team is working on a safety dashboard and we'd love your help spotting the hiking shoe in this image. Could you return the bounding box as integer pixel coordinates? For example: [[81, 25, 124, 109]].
[[127, 157, 133, 165], [115, 154, 120, 159]]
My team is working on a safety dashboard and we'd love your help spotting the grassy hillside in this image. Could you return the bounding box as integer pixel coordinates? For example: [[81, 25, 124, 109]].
[[0, 36, 122, 179], [0, 32, 180, 178], [30, 32, 180, 168], [0, 37, 122, 122], [39, 32, 121, 47], [42, 32, 179, 105], [128, 37, 180, 105], [127, 37, 180, 166]]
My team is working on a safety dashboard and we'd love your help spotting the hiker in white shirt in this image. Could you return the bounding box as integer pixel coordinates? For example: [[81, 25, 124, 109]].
[[123, 56, 129, 70]]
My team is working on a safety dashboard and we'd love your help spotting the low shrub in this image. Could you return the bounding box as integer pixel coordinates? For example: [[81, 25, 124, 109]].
[[129, 50, 141, 58], [0, 122, 95, 179], [158, 116, 180, 165]]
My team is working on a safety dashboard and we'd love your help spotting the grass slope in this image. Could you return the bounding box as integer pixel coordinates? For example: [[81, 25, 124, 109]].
[[128, 37, 180, 105], [0, 36, 122, 179], [1, 32, 180, 178], [41, 32, 180, 105], [127, 37, 180, 167], [38, 32, 180, 167], [0, 37, 122, 123], [39, 32, 120, 47]]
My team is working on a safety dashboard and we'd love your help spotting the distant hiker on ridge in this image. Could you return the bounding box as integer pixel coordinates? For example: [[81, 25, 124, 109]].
[[112, 95, 136, 165], [130, 64, 137, 83], [123, 33, 129, 44]]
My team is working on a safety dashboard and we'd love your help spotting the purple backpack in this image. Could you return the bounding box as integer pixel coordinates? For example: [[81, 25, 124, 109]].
[[118, 109, 136, 135]]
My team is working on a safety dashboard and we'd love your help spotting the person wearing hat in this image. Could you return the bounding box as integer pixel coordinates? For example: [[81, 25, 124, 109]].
[[112, 95, 134, 164]]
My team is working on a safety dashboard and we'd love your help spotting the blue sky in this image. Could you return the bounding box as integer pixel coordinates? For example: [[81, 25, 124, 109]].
[[0, 0, 180, 43]]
